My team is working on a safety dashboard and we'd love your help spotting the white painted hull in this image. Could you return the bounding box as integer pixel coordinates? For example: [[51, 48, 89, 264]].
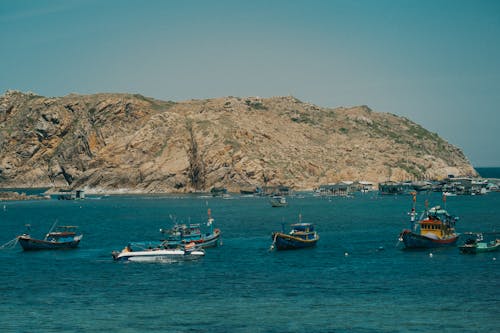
[[113, 248, 205, 262]]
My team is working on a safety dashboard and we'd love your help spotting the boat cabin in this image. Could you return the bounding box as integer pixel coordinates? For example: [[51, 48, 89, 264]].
[[162, 223, 205, 242], [289, 223, 316, 240], [419, 220, 447, 239], [45, 226, 79, 242], [418, 206, 457, 238]]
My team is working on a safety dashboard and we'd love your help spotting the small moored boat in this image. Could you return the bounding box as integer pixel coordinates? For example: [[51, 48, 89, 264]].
[[459, 233, 500, 254], [160, 209, 221, 248], [271, 221, 319, 250], [270, 195, 288, 207], [17, 224, 83, 251]]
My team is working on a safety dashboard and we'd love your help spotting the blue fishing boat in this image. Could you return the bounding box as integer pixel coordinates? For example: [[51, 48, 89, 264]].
[[160, 209, 221, 248], [17, 224, 82, 251], [271, 221, 319, 250], [399, 194, 459, 249]]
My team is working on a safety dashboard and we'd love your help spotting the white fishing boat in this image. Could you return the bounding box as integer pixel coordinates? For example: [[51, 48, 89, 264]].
[[270, 195, 288, 207], [112, 242, 205, 262]]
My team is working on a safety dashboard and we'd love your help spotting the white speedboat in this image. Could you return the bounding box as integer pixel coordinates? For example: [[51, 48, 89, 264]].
[[112, 243, 205, 262]]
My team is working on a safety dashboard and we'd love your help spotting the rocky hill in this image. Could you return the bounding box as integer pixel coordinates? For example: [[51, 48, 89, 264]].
[[0, 90, 477, 193]]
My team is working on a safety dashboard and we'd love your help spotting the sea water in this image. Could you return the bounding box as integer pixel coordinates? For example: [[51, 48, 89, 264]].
[[475, 167, 500, 179], [0, 192, 499, 333]]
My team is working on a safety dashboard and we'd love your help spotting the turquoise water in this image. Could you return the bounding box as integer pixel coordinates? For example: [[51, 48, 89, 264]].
[[1, 192, 499, 332]]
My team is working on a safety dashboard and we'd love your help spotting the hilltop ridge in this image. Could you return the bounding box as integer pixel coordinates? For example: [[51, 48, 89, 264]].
[[0, 90, 477, 192]]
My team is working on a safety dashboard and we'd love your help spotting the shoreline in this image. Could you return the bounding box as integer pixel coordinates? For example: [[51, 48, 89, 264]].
[[1, 175, 499, 198]]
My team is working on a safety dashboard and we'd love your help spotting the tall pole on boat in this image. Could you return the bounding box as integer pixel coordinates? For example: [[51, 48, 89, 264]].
[[410, 191, 417, 230], [45, 220, 58, 240], [207, 208, 213, 233]]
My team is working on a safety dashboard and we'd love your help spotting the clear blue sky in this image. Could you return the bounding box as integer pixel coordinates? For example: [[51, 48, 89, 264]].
[[1, 0, 499, 166]]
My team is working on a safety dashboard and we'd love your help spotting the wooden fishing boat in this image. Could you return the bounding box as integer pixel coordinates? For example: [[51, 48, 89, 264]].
[[160, 209, 221, 248], [17, 224, 82, 251], [459, 234, 500, 254], [271, 222, 319, 250], [112, 242, 205, 262], [399, 194, 459, 249]]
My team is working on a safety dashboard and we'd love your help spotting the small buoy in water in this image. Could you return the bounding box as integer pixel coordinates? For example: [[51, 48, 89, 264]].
[[344, 252, 349, 256], [493, 257, 496, 261], [377, 246, 385, 251], [429, 253, 433, 258]]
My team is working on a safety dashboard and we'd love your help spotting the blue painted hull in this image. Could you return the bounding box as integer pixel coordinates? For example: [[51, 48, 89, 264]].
[[400, 230, 459, 249], [272, 232, 319, 250]]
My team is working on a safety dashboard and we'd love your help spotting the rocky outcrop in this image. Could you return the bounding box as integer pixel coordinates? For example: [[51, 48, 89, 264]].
[[0, 191, 48, 201], [0, 90, 477, 192]]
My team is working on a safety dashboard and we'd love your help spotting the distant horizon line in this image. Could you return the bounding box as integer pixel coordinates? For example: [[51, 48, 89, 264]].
[[474, 166, 500, 169]]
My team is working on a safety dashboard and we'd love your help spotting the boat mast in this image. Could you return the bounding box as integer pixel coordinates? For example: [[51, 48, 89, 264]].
[[207, 208, 214, 233], [44, 220, 58, 240], [409, 192, 417, 230]]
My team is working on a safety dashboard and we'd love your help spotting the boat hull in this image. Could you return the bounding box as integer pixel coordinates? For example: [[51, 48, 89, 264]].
[[400, 230, 459, 249], [18, 235, 82, 251], [271, 232, 319, 250], [192, 230, 221, 248], [112, 248, 205, 262], [164, 229, 221, 249]]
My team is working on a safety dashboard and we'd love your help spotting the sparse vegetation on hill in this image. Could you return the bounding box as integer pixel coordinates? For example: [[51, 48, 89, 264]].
[[0, 90, 477, 192]]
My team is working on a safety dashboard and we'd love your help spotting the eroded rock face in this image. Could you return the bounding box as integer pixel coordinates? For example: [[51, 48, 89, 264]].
[[0, 91, 477, 192]]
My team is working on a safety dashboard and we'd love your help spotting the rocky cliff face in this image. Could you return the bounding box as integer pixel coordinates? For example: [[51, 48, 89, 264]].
[[0, 90, 477, 192]]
